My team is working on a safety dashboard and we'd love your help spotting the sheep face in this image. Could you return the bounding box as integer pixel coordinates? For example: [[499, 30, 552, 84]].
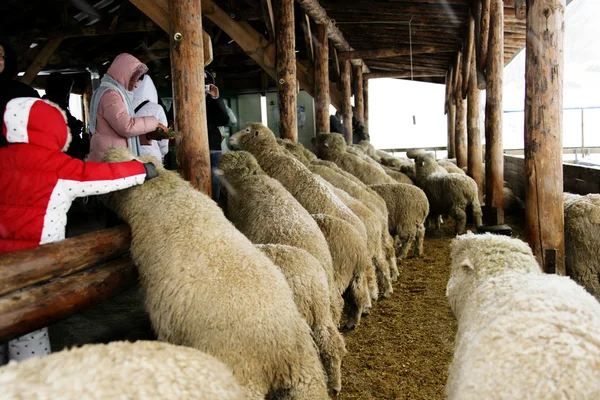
[[414, 154, 439, 179], [313, 132, 346, 159], [219, 151, 263, 179], [229, 122, 279, 154], [446, 233, 541, 316]]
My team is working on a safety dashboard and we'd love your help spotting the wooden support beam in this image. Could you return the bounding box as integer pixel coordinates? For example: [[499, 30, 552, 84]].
[[295, 0, 369, 73], [364, 78, 369, 134], [446, 64, 456, 158], [353, 64, 364, 123], [201, 0, 341, 110], [453, 51, 463, 101], [0, 258, 138, 343], [341, 60, 353, 144], [479, 0, 491, 72], [473, 0, 487, 89], [467, 19, 483, 202], [20, 39, 63, 85], [260, 0, 275, 41], [455, 86, 467, 168], [130, 0, 213, 65], [462, 12, 475, 98], [483, 0, 504, 226], [170, 0, 211, 194], [314, 23, 330, 134], [330, 43, 341, 81], [365, 72, 445, 80], [338, 46, 450, 61], [301, 13, 314, 63], [0, 226, 130, 297], [525, 0, 565, 274], [276, 0, 298, 142]]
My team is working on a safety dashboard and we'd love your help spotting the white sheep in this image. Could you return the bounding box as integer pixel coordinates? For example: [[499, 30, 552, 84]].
[[257, 244, 347, 395], [102, 148, 329, 400], [564, 192, 600, 302], [446, 233, 600, 399], [414, 153, 482, 234], [0, 341, 247, 399]]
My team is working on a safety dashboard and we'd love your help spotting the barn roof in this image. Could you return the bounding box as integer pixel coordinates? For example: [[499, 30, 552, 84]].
[[0, 0, 527, 90]]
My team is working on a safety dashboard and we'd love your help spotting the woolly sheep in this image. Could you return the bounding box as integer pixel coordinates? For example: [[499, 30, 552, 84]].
[[437, 160, 465, 175], [348, 145, 413, 184], [218, 150, 343, 324], [0, 341, 247, 399], [369, 183, 429, 260], [446, 233, 600, 399], [278, 139, 398, 291], [313, 133, 396, 186], [102, 148, 329, 400], [414, 153, 482, 234], [312, 213, 372, 328], [356, 140, 382, 162], [257, 244, 347, 395], [564, 192, 600, 302], [228, 123, 368, 242]]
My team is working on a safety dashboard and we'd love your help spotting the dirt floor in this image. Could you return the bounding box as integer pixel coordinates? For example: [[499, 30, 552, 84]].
[[339, 216, 524, 400]]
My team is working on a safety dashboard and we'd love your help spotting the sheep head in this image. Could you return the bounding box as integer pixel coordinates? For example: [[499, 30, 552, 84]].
[[446, 232, 541, 316], [313, 132, 345, 159], [413, 153, 440, 179], [277, 139, 310, 166], [229, 122, 280, 156], [218, 151, 264, 179]]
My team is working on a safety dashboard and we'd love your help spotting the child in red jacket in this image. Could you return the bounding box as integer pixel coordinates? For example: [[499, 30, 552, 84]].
[[0, 97, 157, 364]]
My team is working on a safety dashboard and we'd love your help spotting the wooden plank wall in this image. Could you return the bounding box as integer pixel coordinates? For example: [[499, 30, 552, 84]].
[[504, 155, 600, 200]]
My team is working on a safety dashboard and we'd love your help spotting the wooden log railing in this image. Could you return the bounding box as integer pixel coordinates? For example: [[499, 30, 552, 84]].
[[0, 227, 137, 343]]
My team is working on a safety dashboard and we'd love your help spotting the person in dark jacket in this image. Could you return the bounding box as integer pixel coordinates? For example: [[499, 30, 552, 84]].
[[204, 70, 230, 203], [42, 72, 89, 160], [330, 110, 344, 134], [0, 40, 40, 146]]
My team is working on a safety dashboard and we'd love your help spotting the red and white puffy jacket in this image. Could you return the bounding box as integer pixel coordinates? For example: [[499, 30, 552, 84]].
[[0, 98, 147, 254]]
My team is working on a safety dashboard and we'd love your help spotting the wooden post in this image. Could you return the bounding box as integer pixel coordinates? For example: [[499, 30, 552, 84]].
[[467, 35, 483, 202], [447, 100, 456, 158], [275, 0, 298, 142], [170, 0, 211, 194], [455, 52, 467, 168], [483, 0, 504, 226], [364, 77, 369, 134], [524, 0, 565, 274], [353, 64, 364, 122], [341, 60, 353, 144], [314, 23, 330, 134], [462, 13, 475, 98], [20, 39, 63, 85], [0, 258, 138, 343]]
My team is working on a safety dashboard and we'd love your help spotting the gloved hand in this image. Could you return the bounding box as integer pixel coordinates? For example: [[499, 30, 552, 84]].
[[143, 162, 158, 181]]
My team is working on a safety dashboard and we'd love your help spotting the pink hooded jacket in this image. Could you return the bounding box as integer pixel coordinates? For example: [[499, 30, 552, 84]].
[[87, 54, 158, 162]]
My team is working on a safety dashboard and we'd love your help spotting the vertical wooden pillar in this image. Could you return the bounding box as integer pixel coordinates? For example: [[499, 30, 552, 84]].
[[341, 60, 353, 144], [447, 100, 456, 159], [275, 0, 298, 142], [314, 23, 330, 134], [364, 77, 369, 134], [353, 65, 364, 123], [169, 0, 211, 194], [525, 0, 565, 274], [483, 0, 504, 226], [467, 39, 483, 202], [454, 51, 467, 168]]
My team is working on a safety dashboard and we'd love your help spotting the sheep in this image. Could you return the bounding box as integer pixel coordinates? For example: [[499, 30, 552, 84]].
[[101, 147, 329, 400], [228, 124, 367, 244], [218, 150, 343, 324], [348, 145, 413, 185], [312, 213, 373, 328], [369, 183, 429, 260], [564, 192, 600, 302], [0, 341, 247, 399], [379, 156, 415, 172], [446, 233, 600, 400], [257, 244, 347, 395], [278, 139, 398, 290], [413, 153, 482, 235], [437, 160, 465, 175], [356, 140, 397, 164], [314, 133, 430, 257]]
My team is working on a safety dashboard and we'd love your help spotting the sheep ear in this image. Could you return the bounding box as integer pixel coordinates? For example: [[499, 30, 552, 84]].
[[324, 142, 329, 148], [459, 259, 475, 273]]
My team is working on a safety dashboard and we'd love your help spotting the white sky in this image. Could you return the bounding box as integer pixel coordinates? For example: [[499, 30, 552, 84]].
[[368, 0, 600, 151]]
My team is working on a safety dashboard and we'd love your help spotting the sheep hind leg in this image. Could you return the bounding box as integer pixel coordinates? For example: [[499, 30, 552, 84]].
[[366, 258, 379, 302], [453, 207, 468, 235], [344, 268, 369, 330], [382, 231, 399, 282], [414, 223, 426, 257], [374, 257, 393, 299]]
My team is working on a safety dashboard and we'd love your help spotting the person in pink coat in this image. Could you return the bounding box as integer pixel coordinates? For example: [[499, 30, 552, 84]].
[[87, 53, 167, 162]]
